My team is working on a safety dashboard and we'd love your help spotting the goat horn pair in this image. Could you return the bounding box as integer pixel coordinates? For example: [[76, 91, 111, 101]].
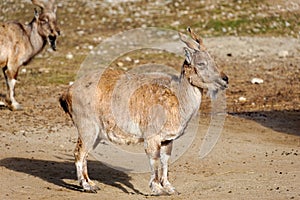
[[32, 0, 56, 12]]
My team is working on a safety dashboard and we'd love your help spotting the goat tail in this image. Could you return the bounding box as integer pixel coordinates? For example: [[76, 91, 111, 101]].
[[59, 89, 72, 117]]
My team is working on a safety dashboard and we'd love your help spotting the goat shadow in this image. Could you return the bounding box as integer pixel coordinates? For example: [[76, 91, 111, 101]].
[[229, 110, 300, 137], [0, 157, 145, 195]]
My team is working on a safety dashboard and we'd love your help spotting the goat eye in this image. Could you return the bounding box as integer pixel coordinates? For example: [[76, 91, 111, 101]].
[[41, 19, 48, 24], [197, 61, 207, 68]]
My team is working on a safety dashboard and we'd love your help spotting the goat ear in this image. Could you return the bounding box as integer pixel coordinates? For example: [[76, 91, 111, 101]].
[[184, 47, 193, 65]]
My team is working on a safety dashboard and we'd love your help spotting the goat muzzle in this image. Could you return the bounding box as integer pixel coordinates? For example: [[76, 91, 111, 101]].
[[217, 72, 228, 89], [221, 72, 229, 85]]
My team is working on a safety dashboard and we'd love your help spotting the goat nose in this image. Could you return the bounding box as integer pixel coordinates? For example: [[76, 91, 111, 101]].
[[222, 75, 229, 84]]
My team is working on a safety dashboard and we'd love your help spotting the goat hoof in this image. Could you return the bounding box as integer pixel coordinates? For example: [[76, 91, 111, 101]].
[[5, 99, 22, 111], [82, 182, 100, 193], [7, 103, 22, 111], [150, 181, 167, 196], [0, 101, 6, 109], [90, 185, 100, 192], [164, 184, 179, 195]]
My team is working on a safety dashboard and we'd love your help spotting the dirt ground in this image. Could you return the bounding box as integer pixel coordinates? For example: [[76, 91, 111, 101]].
[[0, 0, 299, 200]]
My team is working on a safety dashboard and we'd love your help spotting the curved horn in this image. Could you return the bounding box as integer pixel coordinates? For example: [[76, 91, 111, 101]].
[[32, 0, 56, 11], [178, 32, 200, 51], [32, 0, 45, 9], [187, 27, 206, 50]]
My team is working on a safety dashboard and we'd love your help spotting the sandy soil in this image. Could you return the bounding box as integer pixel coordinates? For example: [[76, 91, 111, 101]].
[[0, 0, 299, 200], [1, 114, 300, 200]]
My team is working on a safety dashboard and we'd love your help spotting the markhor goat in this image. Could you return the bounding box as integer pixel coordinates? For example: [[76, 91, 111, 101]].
[[0, 0, 60, 110], [60, 28, 228, 195]]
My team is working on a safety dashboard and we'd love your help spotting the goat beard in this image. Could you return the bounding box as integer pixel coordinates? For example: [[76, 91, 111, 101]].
[[48, 35, 57, 51]]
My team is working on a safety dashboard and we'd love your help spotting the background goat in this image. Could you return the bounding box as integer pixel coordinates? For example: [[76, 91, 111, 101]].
[[0, 0, 60, 110], [59, 28, 228, 195]]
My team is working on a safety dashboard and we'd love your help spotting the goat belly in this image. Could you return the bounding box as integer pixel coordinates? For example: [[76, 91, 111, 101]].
[[105, 126, 144, 145]]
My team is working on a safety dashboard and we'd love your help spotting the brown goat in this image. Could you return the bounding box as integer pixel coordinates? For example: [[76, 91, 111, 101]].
[[60, 28, 228, 195], [0, 0, 60, 110]]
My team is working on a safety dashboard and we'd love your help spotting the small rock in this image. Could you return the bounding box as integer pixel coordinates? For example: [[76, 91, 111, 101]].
[[21, 68, 27, 74], [252, 28, 260, 33], [38, 68, 50, 73], [77, 30, 85, 36], [80, 19, 85, 25], [66, 52, 74, 60], [171, 21, 180, 26], [278, 50, 288, 58], [248, 58, 256, 64], [69, 81, 74, 86], [125, 56, 132, 62], [251, 78, 264, 84], [238, 96, 247, 103], [57, 2, 63, 8], [285, 21, 290, 27], [117, 62, 124, 67]]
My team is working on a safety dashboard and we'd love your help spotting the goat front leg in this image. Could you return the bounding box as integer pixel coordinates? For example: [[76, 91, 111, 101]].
[[160, 140, 178, 195], [74, 137, 100, 193], [145, 135, 166, 195], [2, 66, 21, 110]]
